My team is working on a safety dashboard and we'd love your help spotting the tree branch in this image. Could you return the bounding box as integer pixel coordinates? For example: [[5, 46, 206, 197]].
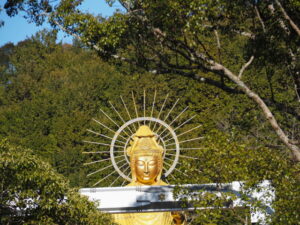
[[275, 0, 300, 37], [119, 0, 131, 11], [193, 33, 214, 59], [238, 56, 254, 79], [254, 5, 266, 32], [214, 30, 222, 63], [204, 57, 300, 162], [156, 67, 241, 94], [232, 30, 255, 39], [268, 3, 290, 35]]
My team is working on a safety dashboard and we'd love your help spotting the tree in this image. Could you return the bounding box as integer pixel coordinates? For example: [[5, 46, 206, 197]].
[[0, 7, 4, 27], [3, 0, 300, 162], [0, 29, 299, 224], [179, 130, 300, 224], [0, 139, 114, 224]]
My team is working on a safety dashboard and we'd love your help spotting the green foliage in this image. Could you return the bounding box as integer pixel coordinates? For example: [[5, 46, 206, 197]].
[[0, 12, 299, 223], [0, 139, 114, 224], [175, 130, 300, 224], [3, 0, 300, 148]]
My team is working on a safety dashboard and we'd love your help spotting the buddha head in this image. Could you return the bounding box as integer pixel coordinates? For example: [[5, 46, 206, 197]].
[[127, 125, 164, 184]]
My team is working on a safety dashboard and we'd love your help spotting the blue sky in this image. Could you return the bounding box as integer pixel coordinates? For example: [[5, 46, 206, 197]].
[[0, 0, 122, 46]]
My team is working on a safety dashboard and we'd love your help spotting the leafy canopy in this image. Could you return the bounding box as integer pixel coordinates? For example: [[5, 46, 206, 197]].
[[0, 139, 114, 225]]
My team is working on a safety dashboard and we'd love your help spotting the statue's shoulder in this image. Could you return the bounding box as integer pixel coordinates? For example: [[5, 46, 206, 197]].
[[159, 180, 169, 186]]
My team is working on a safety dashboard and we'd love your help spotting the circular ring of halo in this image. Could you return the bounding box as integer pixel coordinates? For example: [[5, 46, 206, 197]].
[[123, 134, 133, 165], [110, 117, 180, 182]]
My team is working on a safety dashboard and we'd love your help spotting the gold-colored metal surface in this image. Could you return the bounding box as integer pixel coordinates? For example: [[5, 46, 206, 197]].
[[113, 125, 185, 225]]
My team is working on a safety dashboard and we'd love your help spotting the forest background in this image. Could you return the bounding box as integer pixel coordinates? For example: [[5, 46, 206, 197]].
[[0, 0, 300, 224]]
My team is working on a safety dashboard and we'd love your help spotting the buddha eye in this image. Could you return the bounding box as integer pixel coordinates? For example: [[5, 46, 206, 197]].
[[137, 161, 144, 166], [148, 161, 156, 166]]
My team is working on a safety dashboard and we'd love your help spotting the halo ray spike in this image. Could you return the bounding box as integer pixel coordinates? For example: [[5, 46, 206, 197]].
[[87, 129, 126, 144], [164, 160, 188, 177], [155, 98, 180, 134], [82, 151, 123, 154], [148, 90, 157, 128], [83, 140, 124, 148], [161, 115, 197, 140], [109, 164, 129, 187], [109, 101, 134, 135], [84, 155, 123, 166], [165, 153, 198, 160], [84, 158, 111, 166], [165, 136, 204, 146], [164, 162, 188, 177], [87, 164, 113, 177], [166, 147, 205, 151], [92, 118, 127, 140], [152, 93, 169, 131], [163, 124, 202, 143], [158, 106, 189, 138], [109, 174, 121, 187], [99, 108, 131, 137], [87, 159, 126, 177], [120, 96, 137, 131], [93, 169, 118, 187], [164, 167, 176, 181], [169, 173, 176, 180], [143, 89, 146, 125], [174, 115, 196, 131], [121, 179, 127, 186], [131, 91, 140, 127], [121, 170, 131, 186], [99, 108, 119, 128]]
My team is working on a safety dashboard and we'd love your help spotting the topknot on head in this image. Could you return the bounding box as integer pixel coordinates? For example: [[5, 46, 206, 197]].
[[126, 125, 164, 157], [135, 125, 155, 138]]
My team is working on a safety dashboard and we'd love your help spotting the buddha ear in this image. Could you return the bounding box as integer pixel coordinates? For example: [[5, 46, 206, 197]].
[[156, 158, 163, 181], [126, 146, 132, 156], [130, 160, 137, 182]]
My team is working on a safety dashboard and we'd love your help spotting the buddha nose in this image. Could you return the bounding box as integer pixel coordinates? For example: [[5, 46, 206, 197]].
[[144, 163, 149, 173]]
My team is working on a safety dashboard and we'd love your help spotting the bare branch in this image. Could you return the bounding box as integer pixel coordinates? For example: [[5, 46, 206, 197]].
[[214, 30, 222, 63], [254, 5, 266, 32], [294, 83, 300, 103], [214, 30, 221, 50], [119, 0, 131, 11], [268, 2, 300, 103], [233, 30, 255, 39], [268, 3, 290, 35], [193, 33, 214, 59], [275, 0, 300, 37], [203, 57, 300, 162], [238, 56, 254, 79], [290, 139, 300, 145]]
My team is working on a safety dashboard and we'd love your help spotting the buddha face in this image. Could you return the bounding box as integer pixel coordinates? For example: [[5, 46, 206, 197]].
[[134, 155, 160, 184]]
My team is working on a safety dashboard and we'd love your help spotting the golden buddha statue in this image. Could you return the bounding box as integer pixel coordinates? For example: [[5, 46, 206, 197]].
[[113, 125, 186, 225]]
